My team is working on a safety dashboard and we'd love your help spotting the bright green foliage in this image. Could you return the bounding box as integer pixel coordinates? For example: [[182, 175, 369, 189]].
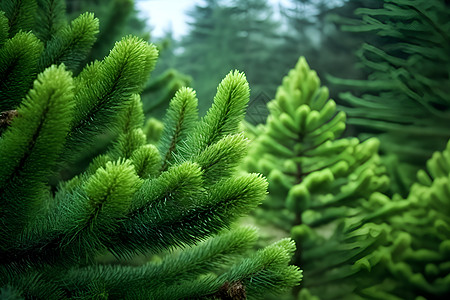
[[0, 2, 301, 298], [0, 65, 74, 245], [64, 35, 158, 159], [245, 57, 390, 298], [184, 70, 250, 154], [144, 116, 164, 144], [159, 86, 198, 171], [331, 0, 450, 194], [65, 0, 191, 122], [358, 141, 450, 299]]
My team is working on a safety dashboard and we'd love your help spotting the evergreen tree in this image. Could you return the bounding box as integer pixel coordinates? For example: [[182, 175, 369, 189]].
[[351, 140, 450, 299], [330, 0, 450, 194], [245, 57, 390, 299], [177, 0, 281, 113], [0, 1, 302, 298]]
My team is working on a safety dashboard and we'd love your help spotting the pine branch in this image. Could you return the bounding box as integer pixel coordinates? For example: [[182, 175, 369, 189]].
[[57, 227, 258, 298], [159, 87, 198, 172], [192, 133, 249, 186], [34, 0, 67, 44], [38, 12, 99, 72], [63, 36, 158, 158], [0, 65, 74, 246], [0, 0, 37, 36], [110, 172, 267, 256], [0, 31, 43, 111], [130, 144, 161, 178], [182, 70, 250, 157]]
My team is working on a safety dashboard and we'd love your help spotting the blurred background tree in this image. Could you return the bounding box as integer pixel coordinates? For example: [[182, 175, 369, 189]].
[[174, 0, 281, 114], [143, 0, 380, 123], [276, 0, 384, 97]]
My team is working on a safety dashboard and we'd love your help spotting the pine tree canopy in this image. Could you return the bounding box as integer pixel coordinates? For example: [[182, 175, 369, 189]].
[[0, 0, 302, 298]]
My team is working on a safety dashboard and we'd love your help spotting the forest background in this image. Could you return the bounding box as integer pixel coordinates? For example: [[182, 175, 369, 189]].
[[67, 0, 374, 119]]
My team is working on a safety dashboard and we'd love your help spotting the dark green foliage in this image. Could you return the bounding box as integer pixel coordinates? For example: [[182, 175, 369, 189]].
[[0, 2, 301, 298], [0, 11, 9, 46], [0, 0, 37, 35], [35, 0, 67, 43], [38, 12, 99, 72], [0, 31, 43, 110], [331, 0, 450, 194]]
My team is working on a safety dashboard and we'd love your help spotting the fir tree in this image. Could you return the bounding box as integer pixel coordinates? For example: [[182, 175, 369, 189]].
[[0, 1, 302, 298], [245, 57, 390, 299], [275, 0, 378, 102]]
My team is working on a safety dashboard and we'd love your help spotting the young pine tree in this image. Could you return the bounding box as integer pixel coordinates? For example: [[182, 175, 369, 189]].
[[0, 1, 302, 298], [244, 57, 392, 299]]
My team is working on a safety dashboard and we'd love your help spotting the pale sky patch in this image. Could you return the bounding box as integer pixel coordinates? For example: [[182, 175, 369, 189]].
[[135, 0, 291, 39]]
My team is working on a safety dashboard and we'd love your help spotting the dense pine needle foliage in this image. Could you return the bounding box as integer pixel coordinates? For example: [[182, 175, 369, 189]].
[[1, 0, 449, 299], [0, 1, 302, 298]]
